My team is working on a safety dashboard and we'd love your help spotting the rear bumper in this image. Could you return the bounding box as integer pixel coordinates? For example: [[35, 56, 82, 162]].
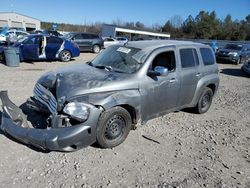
[[0, 91, 102, 152]]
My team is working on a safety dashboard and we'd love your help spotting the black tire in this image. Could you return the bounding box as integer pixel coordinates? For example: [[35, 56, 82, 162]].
[[194, 87, 213, 114], [93, 45, 100, 53], [59, 50, 71, 62], [96, 106, 132, 148], [236, 57, 241, 65]]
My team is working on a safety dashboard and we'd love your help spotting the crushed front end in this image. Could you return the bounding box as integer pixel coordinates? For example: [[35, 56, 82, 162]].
[[0, 87, 102, 151]]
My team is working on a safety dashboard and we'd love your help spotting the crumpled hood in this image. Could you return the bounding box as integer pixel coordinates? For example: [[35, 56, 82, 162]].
[[38, 64, 138, 101]]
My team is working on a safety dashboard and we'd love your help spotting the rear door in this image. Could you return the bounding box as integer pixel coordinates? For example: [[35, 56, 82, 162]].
[[177, 48, 200, 107], [45, 36, 63, 59], [81, 33, 93, 50], [72, 33, 84, 51]]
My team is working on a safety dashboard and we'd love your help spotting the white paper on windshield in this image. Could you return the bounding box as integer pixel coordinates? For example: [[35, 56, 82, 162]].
[[117, 47, 131, 54]]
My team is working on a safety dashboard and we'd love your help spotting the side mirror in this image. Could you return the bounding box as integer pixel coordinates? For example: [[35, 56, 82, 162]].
[[154, 66, 168, 76], [147, 66, 168, 77]]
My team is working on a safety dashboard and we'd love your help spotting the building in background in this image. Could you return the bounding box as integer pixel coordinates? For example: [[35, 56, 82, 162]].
[[0, 12, 40, 31], [102, 24, 170, 41]]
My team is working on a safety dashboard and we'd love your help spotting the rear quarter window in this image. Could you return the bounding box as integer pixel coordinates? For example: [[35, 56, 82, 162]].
[[200, 48, 215, 65]]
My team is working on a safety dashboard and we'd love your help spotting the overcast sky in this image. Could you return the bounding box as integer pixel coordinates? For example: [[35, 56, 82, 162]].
[[1, 0, 249, 26]]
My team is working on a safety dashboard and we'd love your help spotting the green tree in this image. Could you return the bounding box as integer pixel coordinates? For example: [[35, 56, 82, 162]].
[[183, 15, 196, 38]]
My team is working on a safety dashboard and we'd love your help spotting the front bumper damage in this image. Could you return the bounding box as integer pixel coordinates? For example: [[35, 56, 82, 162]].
[[0, 91, 102, 152]]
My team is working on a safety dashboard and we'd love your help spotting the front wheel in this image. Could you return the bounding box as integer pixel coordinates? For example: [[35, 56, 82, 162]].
[[59, 50, 71, 62], [236, 57, 241, 65], [93, 45, 100, 53], [194, 87, 213, 114], [96, 107, 132, 148]]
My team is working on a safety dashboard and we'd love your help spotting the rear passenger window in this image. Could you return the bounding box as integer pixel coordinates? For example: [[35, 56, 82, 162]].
[[82, 34, 92, 39], [90, 34, 98, 39], [74, 34, 83, 40], [200, 48, 215, 65], [47, 36, 63, 44], [180, 48, 197, 68]]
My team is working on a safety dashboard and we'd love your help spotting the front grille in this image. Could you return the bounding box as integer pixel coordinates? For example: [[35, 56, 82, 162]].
[[33, 83, 58, 114]]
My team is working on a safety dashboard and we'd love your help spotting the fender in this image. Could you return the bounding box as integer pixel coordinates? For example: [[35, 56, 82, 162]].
[[190, 73, 219, 107], [71, 89, 141, 123]]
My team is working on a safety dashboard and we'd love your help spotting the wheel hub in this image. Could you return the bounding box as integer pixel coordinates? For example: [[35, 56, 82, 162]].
[[62, 52, 70, 61], [201, 93, 210, 108], [105, 116, 125, 140]]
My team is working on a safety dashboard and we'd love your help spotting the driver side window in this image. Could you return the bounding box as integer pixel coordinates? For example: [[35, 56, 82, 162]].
[[152, 51, 176, 72]]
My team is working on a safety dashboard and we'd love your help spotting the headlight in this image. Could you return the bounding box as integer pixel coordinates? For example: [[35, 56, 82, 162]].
[[63, 102, 90, 122], [228, 52, 238, 56]]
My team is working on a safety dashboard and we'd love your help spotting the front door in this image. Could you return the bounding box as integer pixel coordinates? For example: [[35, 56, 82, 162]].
[[140, 49, 180, 122], [21, 36, 39, 60]]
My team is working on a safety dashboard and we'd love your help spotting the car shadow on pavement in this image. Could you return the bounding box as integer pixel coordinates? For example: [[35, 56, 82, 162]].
[[23, 58, 76, 64], [220, 68, 249, 78]]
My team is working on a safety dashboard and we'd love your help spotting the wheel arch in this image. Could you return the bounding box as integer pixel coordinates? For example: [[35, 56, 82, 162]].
[[206, 83, 216, 94], [117, 104, 138, 125], [190, 74, 219, 107]]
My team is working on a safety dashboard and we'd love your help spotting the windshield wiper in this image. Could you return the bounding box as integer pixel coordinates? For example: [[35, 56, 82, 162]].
[[94, 65, 113, 72]]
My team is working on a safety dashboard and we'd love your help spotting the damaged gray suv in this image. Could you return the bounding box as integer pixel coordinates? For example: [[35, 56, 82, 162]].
[[0, 40, 219, 151]]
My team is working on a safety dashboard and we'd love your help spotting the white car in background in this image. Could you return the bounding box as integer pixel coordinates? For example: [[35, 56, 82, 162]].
[[0, 30, 29, 43], [103, 37, 119, 48], [116, 37, 128, 44]]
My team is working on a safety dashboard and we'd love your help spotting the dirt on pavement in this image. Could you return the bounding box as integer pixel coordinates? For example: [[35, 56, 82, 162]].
[[0, 54, 249, 188]]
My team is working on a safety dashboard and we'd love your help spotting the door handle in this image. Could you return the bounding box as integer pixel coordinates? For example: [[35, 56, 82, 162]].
[[196, 73, 201, 77], [169, 78, 176, 83]]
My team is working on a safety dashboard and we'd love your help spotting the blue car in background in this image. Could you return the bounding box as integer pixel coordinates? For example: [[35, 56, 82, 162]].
[[0, 34, 80, 62]]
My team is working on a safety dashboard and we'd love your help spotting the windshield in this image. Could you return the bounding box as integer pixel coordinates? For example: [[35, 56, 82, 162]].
[[225, 44, 242, 51], [90, 45, 142, 74], [16, 36, 29, 43], [12, 36, 30, 47]]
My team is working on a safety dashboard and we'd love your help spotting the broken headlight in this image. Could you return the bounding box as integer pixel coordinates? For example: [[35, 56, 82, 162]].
[[63, 102, 90, 122]]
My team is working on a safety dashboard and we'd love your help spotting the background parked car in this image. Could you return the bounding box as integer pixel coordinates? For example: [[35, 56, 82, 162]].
[[103, 37, 119, 48], [42, 30, 63, 37], [0, 34, 80, 62], [0, 30, 29, 43], [9, 27, 26, 32], [115, 37, 128, 44], [65, 32, 104, 53], [216, 43, 250, 64], [31, 30, 43, 34]]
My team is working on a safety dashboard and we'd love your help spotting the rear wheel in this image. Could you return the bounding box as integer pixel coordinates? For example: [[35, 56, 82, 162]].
[[93, 45, 100, 53], [59, 50, 71, 62], [194, 87, 213, 114], [96, 107, 132, 148]]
